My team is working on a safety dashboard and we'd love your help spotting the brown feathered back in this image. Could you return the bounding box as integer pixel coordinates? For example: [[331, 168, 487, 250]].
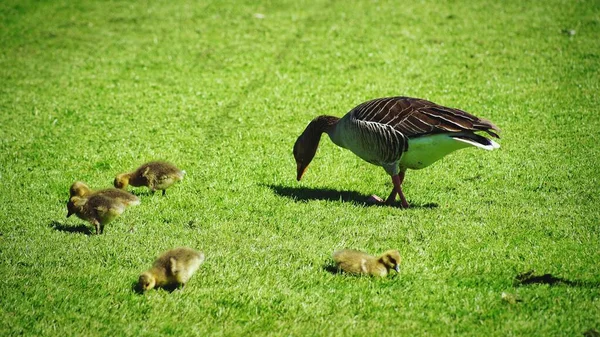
[[350, 96, 500, 138]]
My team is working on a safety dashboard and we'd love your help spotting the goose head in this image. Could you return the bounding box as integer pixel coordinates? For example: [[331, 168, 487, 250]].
[[293, 132, 320, 181], [293, 115, 339, 181]]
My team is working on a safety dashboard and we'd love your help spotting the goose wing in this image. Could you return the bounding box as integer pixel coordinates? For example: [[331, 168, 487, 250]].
[[350, 97, 500, 138]]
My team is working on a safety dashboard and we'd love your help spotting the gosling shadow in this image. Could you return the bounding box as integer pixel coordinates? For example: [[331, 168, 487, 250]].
[[132, 281, 145, 295], [129, 190, 154, 197], [131, 280, 181, 294], [323, 264, 342, 275], [265, 184, 438, 209], [49, 221, 92, 235]]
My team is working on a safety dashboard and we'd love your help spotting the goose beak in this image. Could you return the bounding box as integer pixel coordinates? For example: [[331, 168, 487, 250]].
[[394, 265, 400, 273], [296, 163, 307, 181]]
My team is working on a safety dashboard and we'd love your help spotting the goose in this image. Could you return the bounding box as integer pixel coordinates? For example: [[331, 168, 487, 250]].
[[114, 161, 186, 196], [66, 194, 139, 234], [293, 96, 500, 207], [138, 247, 205, 291], [69, 181, 140, 206], [333, 249, 401, 277]]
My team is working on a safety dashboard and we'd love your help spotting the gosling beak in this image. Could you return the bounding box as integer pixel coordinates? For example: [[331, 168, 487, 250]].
[[296, 162, 308, 181], [66, 210, 73, 218], [394, 265, 400, 273]]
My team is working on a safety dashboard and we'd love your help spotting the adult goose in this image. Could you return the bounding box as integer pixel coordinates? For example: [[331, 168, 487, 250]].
[[293, 96, 500, 208]]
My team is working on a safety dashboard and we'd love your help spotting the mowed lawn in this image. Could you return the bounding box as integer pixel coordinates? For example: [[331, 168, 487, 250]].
[[1, 0, 599, 335]]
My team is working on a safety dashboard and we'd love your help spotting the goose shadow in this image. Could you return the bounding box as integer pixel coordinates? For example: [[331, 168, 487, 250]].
[[264, 184, 438, 209], [49, 221, 92, 235]]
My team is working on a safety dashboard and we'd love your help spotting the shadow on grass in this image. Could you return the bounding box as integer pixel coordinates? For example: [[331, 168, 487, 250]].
[[49, 221, 92, 235], [323, 264, 341, 275], [129, 190, 154, 197], [515, 270, 600, 288], [131, 280, 182, 295], [265, 184, 438, 209]]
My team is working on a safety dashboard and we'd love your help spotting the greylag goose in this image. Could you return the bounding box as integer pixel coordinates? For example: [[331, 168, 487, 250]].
[[138, 247, 205, 291], [333, 249, 401, 277], [114, 161, 186, 196], [293, 96, 500, 207], [67, 193, 139, 234], [69, 181, 141, 206]]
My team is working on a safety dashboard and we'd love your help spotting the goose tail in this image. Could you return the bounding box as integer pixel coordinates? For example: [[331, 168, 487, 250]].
[[452, 133, 500, 150]]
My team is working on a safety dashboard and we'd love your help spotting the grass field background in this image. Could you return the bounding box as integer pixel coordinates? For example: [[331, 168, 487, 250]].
[[1, 0, 599, 335]]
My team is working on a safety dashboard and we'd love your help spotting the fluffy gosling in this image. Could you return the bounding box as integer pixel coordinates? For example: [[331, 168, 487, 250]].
[[67, 194, 139, 234], [69, 181, 140, 206], [333, 249, 401, 277], [138, 247, 205, 292], [114, 161, 185, 196]]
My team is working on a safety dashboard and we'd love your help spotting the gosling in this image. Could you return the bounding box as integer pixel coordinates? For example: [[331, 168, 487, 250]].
[[67, 194, 139, 234], [114, 161, 185, 196], [333, 249, 401, 277], [138, 247, 205, 291], [69, 181, 140, 206]]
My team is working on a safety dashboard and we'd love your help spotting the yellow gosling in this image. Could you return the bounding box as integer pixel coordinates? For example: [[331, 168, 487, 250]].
[[114, 161, 185, 196], [333, 249, 401, 277], [138, 247, 205, 291]]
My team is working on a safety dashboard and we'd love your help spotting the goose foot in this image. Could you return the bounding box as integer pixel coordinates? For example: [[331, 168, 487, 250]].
[[366, 195, 385, 205]]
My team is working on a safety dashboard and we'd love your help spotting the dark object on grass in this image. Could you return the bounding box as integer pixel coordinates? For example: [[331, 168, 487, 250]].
[[516, 270, 575, 286], [293, 96, 500, 208]]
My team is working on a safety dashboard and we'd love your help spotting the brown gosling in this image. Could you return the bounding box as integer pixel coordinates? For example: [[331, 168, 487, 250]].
[[138, 247, 205, 291], [333, 249, 401, 277], [66, 194, 139, 234], [114, 161, 185, 196], [69, 181, 140, 206]]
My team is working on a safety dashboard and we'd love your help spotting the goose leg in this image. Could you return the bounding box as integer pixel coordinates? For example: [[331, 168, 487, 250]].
[[368, 173, 408, 207], [392, 172, 409, 208], [384, 183, 398, 205]]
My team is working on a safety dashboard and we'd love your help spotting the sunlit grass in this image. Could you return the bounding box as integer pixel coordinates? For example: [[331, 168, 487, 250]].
[[1, 0, 599, 335]]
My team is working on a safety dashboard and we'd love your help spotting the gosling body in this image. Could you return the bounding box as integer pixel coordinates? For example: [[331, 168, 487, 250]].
[[66, 194, 136, 234], [138, 247, 205, 291], [333, 249, 401, 277], [115, 161, 185, 195]]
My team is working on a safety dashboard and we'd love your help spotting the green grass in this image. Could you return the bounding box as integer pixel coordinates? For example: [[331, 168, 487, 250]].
[[1, 0, 599, 335]]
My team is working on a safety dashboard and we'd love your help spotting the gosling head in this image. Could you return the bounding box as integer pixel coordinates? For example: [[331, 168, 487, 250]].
[[380, 250, 402, 273], [66, 196, 86, 218], [138, 272, 156, 291], [114, 173, 130, 189], [69, 181, 91, 197]]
